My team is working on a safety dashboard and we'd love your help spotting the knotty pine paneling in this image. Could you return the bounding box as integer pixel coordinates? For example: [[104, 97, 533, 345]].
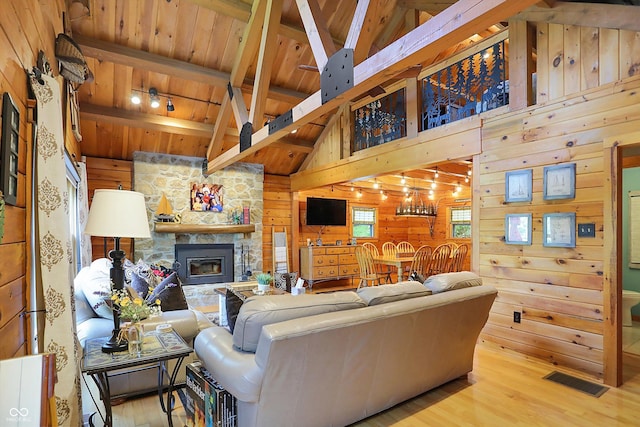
[[479, 72, 640, 379], [538, 23, 640, 102], [262, 175, 294, 275]]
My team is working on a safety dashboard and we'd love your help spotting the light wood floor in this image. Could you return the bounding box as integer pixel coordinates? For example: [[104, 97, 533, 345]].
[[93, 342, 640, 427]]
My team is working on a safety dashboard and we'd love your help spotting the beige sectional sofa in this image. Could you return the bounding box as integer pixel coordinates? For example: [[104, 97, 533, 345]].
[[194, 276, 497, 427]]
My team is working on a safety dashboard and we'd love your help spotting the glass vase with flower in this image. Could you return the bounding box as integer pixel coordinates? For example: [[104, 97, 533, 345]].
[[110, 287, 161, 355]]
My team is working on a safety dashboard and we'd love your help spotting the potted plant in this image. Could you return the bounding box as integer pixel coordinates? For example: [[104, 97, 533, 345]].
[[256, 273, 273, 292]]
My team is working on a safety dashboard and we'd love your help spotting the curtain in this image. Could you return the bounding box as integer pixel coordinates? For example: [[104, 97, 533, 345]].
[[78, 161, 92, 267], [29, 73, 81, 426]]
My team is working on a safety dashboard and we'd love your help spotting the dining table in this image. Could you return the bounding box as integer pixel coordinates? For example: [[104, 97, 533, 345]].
[[373, 252, 415, 281]]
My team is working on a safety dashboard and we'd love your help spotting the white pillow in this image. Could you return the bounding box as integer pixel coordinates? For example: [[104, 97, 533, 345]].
[[424, 271, 482, 294], [81, 258, 114, 319]]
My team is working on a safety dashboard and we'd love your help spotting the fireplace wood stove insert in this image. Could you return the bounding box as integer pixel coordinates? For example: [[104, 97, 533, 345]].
[[175, 243, 234, 285]]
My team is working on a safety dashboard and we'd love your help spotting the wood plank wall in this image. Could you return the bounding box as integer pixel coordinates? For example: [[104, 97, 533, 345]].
[[479, 23, 640, 380], [262, 174, 294, 275], [85, 156, 134, 260], [536, 24, 640, 103], [0, 0, 66, 359]]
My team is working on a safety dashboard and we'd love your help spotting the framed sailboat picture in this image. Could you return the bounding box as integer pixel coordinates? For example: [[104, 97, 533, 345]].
[[505, 169, 532, 203]]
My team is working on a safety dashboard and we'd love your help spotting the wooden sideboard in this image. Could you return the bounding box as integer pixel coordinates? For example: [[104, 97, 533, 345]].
[[300, 245, 359, 288]]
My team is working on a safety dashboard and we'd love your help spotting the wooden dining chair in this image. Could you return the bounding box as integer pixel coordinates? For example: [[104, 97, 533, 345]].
[[382, 241, 397, 257], [409, 245, 432, 280], [362, 242, 392, 283], [396, 241, 415, 279], [355, 245, 385, 289], [426, 244, 452, 276], [448, 243, 469, 272], [396, 241, 415, 255]]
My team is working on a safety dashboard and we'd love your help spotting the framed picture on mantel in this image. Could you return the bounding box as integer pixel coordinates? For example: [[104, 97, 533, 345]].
[[190, 183, 224, 212]]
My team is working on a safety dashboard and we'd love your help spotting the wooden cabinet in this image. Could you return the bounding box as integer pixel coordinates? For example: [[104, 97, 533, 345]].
[[300, 246, 359, 287]]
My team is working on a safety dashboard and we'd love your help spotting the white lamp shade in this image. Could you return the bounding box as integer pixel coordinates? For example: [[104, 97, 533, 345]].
[[84, 189, 151, 238]]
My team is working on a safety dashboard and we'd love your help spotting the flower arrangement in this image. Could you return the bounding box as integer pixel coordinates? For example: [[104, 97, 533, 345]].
[[110, 287, 162, 322]]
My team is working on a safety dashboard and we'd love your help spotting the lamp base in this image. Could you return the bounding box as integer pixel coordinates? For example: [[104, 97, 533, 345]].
[[101, 330, 128, 353]]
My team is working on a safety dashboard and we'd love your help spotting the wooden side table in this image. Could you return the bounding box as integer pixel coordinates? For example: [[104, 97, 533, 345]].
[[81, 329, 192, 427]]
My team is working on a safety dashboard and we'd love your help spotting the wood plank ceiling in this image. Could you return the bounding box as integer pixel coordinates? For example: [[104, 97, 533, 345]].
[[67, 0, 534, 189]]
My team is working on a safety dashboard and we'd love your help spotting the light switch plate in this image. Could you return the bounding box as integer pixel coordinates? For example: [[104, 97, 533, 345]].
[[578, 223, 596, 237]]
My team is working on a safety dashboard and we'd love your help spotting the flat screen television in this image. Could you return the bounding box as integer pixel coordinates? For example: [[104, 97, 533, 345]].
[[306, 197, 347, 226]]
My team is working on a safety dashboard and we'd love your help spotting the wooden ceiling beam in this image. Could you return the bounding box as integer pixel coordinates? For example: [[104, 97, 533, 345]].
[[514, 2, 640, 32], [249, 0, 283, 131], [75, 35, 308, 105], [230, 0, 268, 87], [207, 0, 541, 174], [271, 137, 315, 153], [80, 104, 215, 138], [209, 0, 268, 159], [187, 0, 342, 46], [395, 0, 457, 15], [295, 0, 337, 71]]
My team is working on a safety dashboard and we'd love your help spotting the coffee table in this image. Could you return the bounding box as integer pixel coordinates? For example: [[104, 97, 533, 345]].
[[82, 329, 192, 427]]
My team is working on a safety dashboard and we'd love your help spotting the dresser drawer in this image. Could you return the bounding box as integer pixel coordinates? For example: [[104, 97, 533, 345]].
[[315, 266, 340, 278], [313, 255, 338, 267]]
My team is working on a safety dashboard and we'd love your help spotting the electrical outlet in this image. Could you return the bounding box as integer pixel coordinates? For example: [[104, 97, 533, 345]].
[[513, 311, 521, 323]]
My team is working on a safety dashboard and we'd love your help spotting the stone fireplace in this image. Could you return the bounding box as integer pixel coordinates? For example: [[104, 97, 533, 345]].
[[133, 152, 264, 281], [175, 243, 234, 285]]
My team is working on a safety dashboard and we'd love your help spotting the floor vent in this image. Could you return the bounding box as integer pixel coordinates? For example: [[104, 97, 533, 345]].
[[543, 371, 608, 397]]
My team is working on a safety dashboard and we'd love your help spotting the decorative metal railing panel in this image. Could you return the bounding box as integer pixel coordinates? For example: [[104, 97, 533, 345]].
[[420, 40, 507, 130], [352, 88, 406, 152]]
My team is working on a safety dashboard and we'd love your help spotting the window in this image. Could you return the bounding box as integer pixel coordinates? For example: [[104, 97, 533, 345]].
[[352, 207, 377, 238], [65, 153, 82, 274], [450, 207, 471, 239]]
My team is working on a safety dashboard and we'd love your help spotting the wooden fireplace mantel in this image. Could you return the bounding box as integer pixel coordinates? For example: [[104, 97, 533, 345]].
[[154, 223, 255, 238]]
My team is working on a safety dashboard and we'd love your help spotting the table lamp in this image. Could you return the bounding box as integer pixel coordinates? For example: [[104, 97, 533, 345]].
[[84, 189, 151, 353]]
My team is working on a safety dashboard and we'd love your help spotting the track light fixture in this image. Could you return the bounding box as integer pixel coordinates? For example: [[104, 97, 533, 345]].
[[130, 87, 177, 112], [149, 87, 160, 108], [434, 166, 439, 178]]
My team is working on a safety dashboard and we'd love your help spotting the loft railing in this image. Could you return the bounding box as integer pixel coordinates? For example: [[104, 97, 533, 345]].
[[420, 39, 507, 130], [352, 88, 406, 152]]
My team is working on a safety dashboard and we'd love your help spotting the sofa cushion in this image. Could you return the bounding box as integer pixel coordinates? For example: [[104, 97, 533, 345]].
[[74, 265, 98, 323], [81, 258, 114, 319], [233, 292, 366, 353], [147, 272, 189, 312], [357, 281, 431, 305], [424, 271, 482, 294]]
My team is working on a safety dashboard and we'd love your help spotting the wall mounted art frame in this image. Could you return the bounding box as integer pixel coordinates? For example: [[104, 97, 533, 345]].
[[543, 163, 576, 200], [1, 92, 19, 206], [505, 169, 532, 203], [505, 213, 532, 245], [543, 212, 576, 247], [190, 182, 224, 212]]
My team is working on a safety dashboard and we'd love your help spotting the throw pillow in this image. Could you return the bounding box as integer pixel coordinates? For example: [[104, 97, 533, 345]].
[[80, 258, 113, 319], [147, 272, 188, 312], [357, 281, 431, 306], [124, 259, 158, 298], [274, 272, 298, 292], [225, 290, 245, 333], [424, 271, 482, 294]]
